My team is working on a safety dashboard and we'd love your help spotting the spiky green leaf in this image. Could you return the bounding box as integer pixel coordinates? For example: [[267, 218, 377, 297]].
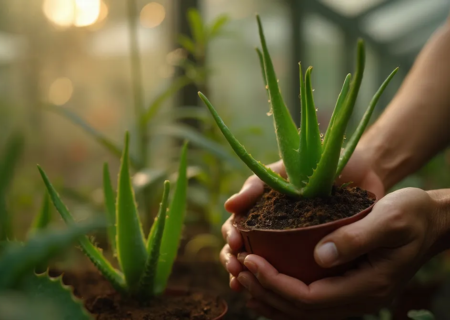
[[303, 67, 322, 179], [37, 166, 126, 293], [323, 73, 351, 149], [103, 163, 117, 254], [139, 180, 170, 298], [256, 15, 301, 187], [116, 132, 147, 290], [154, 143, 188, 294], [255, 48, 269, 98], [302, 40, 365, 197], [0, 223, 101, 290], [199, 92, 299, 196], [19, 272, 92, 320], [336, 67, 398, 176]]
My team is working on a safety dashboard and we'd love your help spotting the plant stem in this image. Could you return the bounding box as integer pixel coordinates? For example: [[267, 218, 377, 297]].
[[127, 0, 147, 168]]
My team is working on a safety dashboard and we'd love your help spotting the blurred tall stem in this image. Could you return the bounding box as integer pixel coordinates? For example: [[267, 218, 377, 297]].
[[127, 0, 147, 168], [127, 0, 153, 230]]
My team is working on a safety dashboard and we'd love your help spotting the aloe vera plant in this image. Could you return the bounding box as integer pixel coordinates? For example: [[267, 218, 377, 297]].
[[199, 15, 398, 198], [37, 132, 188, 300], [0, 222, 102, 320]]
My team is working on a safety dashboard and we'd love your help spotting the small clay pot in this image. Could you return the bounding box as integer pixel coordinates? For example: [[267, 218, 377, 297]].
[[234, 191, 377, 284], [165, 289, 228, 320]]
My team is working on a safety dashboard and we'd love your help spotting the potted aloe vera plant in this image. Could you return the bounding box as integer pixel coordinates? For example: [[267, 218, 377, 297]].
[[199, 15, 398, 284], [38, 133, 228, 319]]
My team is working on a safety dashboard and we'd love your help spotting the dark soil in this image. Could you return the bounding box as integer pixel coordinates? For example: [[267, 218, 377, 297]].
[[240, 185, 375, 230], [62, 270, 225, 320]]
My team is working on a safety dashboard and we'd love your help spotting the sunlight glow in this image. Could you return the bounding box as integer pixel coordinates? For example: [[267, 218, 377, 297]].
[[140, 2, 166, 28], [42, 0, 105, 28], [48, 78, 73, 106]]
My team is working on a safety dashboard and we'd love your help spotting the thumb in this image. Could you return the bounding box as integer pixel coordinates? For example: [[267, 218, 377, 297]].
[[314, 212, 386, 268]]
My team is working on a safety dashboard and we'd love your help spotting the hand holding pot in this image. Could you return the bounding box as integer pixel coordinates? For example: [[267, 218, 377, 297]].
[[234, 188, 450, 319], [220, 151, 383, 292]]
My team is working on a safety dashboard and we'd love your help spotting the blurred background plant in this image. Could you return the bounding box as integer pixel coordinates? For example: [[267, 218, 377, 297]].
[[1, 0, 450, 318]]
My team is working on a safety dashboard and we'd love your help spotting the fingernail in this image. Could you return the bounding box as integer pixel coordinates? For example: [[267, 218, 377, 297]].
[[237, 252, 248, 263], [244, 258, 258, 274], [316, 242, 339, 266], [237, 273, 249, 288]]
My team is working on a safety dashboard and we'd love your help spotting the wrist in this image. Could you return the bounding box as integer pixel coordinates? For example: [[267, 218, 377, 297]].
[[426, 189, 450, 254]]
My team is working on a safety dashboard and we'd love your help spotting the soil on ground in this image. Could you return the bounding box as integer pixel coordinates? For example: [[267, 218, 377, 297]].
[[62, 270, 225, 320], [239, 185, 375, 230]]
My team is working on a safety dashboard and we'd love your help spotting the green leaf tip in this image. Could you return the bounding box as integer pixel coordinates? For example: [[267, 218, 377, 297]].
[[198, 91, 299, 197], [154, 144, 189, 294], [116, 131, 147, 290], [139, 180, 170, 298], [37, 165, 126, 293]]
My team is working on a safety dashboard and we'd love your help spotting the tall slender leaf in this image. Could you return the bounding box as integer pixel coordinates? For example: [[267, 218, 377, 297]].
[[256, 15, 301, 187], [139, 181, 170, 298], [187, 8, 204, 47], [298, 63, 309, 186], [323, 74, 351, 149], [116, 132, 147, 290], [154, 143, 188, 294], [303, 40, 365, 197], [304, 67, 322, 176], [336, 67, 398, 176], [37, 166, 126, 292], [103, 163, 117, 254], [209, 15, 229, 38], [255, 48, 268, 98], [199, 92, 300, 196]]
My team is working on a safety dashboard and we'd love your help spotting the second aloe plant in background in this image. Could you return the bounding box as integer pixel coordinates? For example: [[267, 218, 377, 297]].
[[199, 15, 398, 198], [38, 132, 188, 300]]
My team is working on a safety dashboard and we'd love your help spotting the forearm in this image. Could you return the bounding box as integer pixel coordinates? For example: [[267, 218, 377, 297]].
[[358, 21, 450, 190]]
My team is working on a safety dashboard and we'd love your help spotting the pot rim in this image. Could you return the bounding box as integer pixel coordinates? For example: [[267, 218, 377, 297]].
[[233, 190, 377, 234]]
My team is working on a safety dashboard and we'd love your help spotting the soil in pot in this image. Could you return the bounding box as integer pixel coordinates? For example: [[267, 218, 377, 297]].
[[239, 185, 375, 230], [62, 270, 225, 320]]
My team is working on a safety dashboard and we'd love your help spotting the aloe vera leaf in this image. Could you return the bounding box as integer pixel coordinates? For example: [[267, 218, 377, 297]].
[[255, 48, 269, 98], [142, 76, 192, 124], [103, 163, 117, 254], [302, 40, 365, 197], [323, 74, 351, 150], [199, 92, 300, 196], [139, 181, 170, 298], [154, 143, 188, 294], [304, 67, 322, 174], [298, 63, 309, 186], [0, 222, 101, 290], [37, 166, 126, 293], [116, 132, 147, 290], [256, 15, 302, 188], [0, 133, 24, 240], [336, 67, 399, 177], [19, 272, 92, 320], [28, 193, 52, 237]]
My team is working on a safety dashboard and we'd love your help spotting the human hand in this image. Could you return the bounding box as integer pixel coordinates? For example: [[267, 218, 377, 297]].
[[235, 188, 450, 319], [220, 150, 384, 292]]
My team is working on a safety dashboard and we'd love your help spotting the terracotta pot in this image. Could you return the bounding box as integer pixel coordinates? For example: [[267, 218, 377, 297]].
[[234, 191, 377, 284], [165, 288, 228, 320]]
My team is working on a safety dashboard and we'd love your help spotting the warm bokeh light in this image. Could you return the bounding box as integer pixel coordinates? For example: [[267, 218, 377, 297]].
[[43, 0, 75, 27], [74, 0, 101, 27], [42, 0, 104, 28], [48, 77, 74, 105], [140, 2, 166, 28]]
